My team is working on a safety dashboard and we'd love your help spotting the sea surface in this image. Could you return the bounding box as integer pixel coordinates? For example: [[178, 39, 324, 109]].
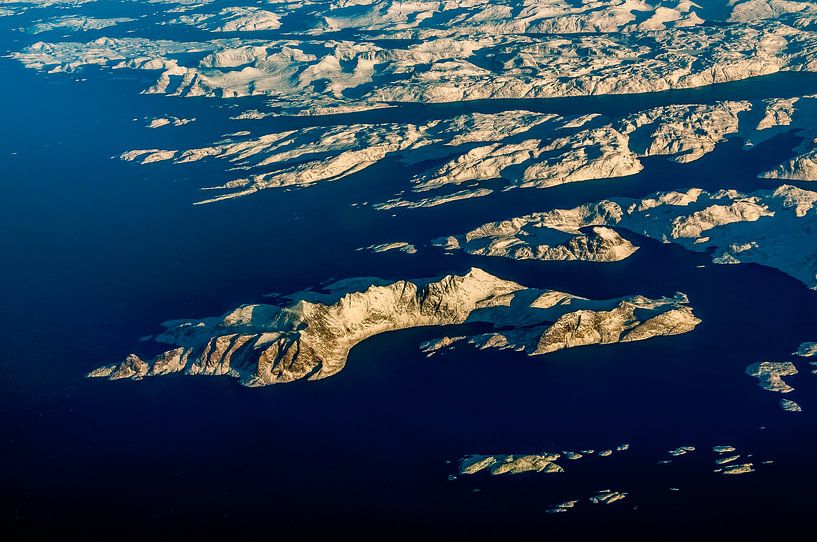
[[2, 5, 817, 538]]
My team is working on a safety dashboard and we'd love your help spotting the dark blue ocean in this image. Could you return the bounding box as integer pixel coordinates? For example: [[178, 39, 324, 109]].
[[2, 2, 817, 539]]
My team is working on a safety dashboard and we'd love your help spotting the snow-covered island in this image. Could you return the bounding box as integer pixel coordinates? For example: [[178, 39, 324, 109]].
[[89, 268, 700, 387], [433, 184, 817, 289]]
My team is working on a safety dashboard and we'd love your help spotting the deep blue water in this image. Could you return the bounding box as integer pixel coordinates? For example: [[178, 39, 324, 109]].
[[2, 3, 817, 539]]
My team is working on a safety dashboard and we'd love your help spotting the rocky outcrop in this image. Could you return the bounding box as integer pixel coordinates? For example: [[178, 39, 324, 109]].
[[119, 111, 555, 202], [761, 147, 817, 181], [668, 446, 695, 457], [589, 490, 628, 504], [316, 0, 705, 35], [115, 101, 754, 204], [90, 268, 523, 386], [753, 95, 817, 181], [460, 454, 565, 476], [745, 361, 809, 412], [89, 269, 700, 387], [547, 500, 579, 513], [756, 97, 799, 130], [435, 223, 638, 263], [146, 116, 195, 128], [29, 16, 135, 34], [532, 300, 699, 354], [618, 101, 751, 163], [459, 442, 630, 477], [781, 398, 803, 412], [170, 7, 282, 32], [423, 291, 699, 358], [746, 361, 798, 393], [794, 342, 817, 357], [10, 5, 809, 115], [360, 242, 418, 255], [720, 463, 755, 475], [728, 0, 817, 26], [715, 455, 740, 465], [445, 185, 817, 288]]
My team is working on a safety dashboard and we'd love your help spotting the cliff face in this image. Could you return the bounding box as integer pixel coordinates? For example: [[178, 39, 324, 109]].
[[89, 269, 700, 387]]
